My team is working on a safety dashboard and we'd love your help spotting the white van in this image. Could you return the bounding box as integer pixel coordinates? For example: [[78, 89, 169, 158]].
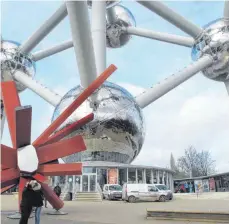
[[122, 183, 173, 203], [103, 184, 122, 200]]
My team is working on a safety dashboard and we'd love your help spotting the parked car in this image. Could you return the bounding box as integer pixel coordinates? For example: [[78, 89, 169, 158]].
[[122, 183, 173, 203], [103, 184, 123, 200], [154, 184, 173, 200]]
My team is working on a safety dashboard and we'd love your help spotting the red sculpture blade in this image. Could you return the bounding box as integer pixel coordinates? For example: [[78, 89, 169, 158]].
[[43, 113, 94, 145], [36, 135, 86, 164], [40, 182, 64, 210], [33, 64, 117, 147], [1, 184, 16, 194], [1, 168, 20, 188], [1, 81, 21, 148], [1, 144, 17, 169], [15, 106, 32, 148], [37, 163, 82, 176], [33, 173, 47, 183]]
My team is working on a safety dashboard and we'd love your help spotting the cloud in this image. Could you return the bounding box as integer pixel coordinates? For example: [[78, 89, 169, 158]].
[[120, 76, 229, 173]]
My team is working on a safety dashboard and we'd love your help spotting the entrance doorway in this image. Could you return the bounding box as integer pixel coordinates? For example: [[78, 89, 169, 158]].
[[82, 174, 97, 192]]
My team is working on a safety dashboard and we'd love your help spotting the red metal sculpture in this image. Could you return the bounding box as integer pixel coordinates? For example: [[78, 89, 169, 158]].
[[1, 64, 117, 210]]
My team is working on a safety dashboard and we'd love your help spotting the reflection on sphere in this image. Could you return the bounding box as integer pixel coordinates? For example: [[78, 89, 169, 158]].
[[52, 82, 145, 164], [0, 40, 36, 92], [106, 5, 136, 48], [191, 19, 229, 82], [87, 0, 120, 9]]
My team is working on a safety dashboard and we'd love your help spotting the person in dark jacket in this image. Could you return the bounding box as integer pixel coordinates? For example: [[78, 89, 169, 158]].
[[19, 181, 34, 224], [29, 180, 44, 224], [53, 183, 61, 198]]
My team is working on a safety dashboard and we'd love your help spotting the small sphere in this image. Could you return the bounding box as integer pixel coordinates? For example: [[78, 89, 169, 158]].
[[1, 40, 36, 92], [87, 1, 120, 9], [191, 19, 229, 82], [106, 5, 136, 48], [52, 82, 145, 164]]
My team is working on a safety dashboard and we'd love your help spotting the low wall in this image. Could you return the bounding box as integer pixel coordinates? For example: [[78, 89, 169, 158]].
[[174, 192, 229, 200]]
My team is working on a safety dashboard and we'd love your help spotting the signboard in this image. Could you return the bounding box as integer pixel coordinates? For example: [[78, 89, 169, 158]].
[[108, 168, 118, 184], [194, 180, 203, 193], [209, 177, 216, 192]]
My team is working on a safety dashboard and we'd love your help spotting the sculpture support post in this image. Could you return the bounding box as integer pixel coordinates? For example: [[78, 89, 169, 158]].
[[91, 0, 107, 75], [32, 40, 73, 61], [20, 3, 67, 53], [137, 1, 203, 38], [66, 1, 97, 88], [136, 55, 213, 108]]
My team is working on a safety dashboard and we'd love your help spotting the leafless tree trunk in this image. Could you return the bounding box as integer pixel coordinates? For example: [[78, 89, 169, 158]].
[[177, 146, 215, 177]]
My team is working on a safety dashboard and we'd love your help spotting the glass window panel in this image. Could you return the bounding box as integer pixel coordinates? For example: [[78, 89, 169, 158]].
[[128, 168, 136, 183], [146, 169, 152, 184], [119, 168, 127, 185], [137, 169, 143, 183], [153, 170, 157, 183], [83, 167, 96, 173], [97, 168, 107, 189], [159, 171, 163, 184]]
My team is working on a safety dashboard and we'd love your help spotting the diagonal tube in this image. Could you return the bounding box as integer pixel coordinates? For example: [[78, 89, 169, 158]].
[[1, 168, 20, 188], [13, 71, 62, 106], [32, 64, 117, 146], [137, 1, 203, 38], [136, 55, 213, 108], [91, 0, 107, 75], [37, 163, 82, 176], [32, 40, 73, 61], [1, 184, 16, 194], [1, 144, 17, 169], [224, 0, 229, 19], [15, 106, 32, 148], [107, 7, 117, 24], [20, 3, 67, 53], [66, 1, 97, 88], [39, 181, 64, 210], [123, 27, 194, 47], [36, 135, 86, 164], [43, 113, 94, 145]]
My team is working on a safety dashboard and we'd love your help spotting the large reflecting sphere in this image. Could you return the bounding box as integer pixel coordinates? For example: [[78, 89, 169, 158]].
[[87, 0, 120, 8], [1, 40, 36, 92], [191, 19, 229, 82], [52, 82, 145, 164], [106, 5, 136, 48]]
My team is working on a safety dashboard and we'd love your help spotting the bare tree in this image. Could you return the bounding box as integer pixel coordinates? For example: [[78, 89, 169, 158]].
[[177, 146, 216, 177], [170, 153, 188, 179], [198, 150, 216, 176]]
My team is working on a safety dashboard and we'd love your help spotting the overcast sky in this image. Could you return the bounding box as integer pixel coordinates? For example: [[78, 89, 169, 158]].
[[2, 1, 229, 173]]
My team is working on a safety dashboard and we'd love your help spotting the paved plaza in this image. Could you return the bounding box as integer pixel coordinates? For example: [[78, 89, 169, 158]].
[[1, 194, 229, 224]]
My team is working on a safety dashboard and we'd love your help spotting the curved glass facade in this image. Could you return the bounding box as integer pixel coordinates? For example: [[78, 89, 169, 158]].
[[52, 165, 173, 196]]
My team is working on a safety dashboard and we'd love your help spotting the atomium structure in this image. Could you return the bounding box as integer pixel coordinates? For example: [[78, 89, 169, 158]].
[[1, 1, 229, 172]]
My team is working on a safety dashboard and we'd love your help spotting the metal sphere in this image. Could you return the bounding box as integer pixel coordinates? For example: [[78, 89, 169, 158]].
[[191, 19, 229, 82], [87, 0, 120, 9], [1, 40, 36, 92], [106, 5, 136, 48], [52, 82, 145, 164]]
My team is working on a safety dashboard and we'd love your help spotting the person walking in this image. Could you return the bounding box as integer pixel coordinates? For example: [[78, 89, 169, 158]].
[[19, 181, 35, 224], [30, 180, 44, 224], [53, 183, 61, 198]]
